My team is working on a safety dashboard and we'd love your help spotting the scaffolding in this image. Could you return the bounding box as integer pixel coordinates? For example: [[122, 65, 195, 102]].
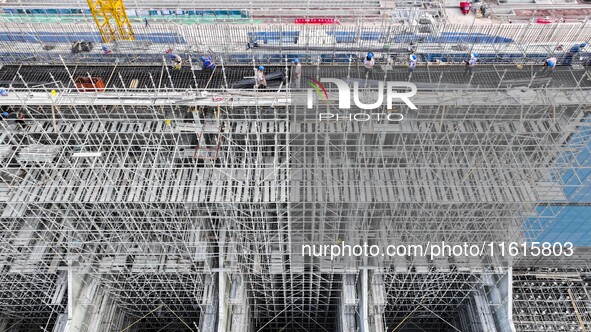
[[513, 269, 591, 332], [0, 0, 436, 21], [0, 4, 590, 328], [0, 57, 590, 331], [1, 19, 591, 66]]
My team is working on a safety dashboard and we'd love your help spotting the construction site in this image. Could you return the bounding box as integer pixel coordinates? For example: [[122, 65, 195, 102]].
[[0, 0, 591, 331]]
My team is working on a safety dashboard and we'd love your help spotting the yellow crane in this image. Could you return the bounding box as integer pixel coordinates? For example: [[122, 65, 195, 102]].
[[86, 0, 135, 43]]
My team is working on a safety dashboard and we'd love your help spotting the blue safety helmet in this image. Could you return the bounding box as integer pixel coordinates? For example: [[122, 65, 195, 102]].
[[258, 66, 264, 71], [200, 56, 206, 61], [547, 59, 556, 66], [471, 53, 478, 58], [367, 52, 373, 59], [170, 54, 176, 59], [293, 58, 299, 63], [582, 42, 588, 47], [2, 111, 8, 117], [410, 54, 417, 61], [102, 45, 108, 51]]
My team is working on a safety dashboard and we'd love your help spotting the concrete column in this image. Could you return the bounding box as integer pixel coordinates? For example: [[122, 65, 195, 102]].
[[217, 226, 228, 332], [485, 269, 516, 332], [358, 268, 370, 332], [63, 272, 88, 332]]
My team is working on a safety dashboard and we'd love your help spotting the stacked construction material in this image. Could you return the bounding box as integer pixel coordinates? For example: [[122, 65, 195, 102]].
[[17, 144, 61, 163]]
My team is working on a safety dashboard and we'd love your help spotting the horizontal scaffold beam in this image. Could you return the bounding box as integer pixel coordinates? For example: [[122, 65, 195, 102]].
[[1, 87, 589, 107]]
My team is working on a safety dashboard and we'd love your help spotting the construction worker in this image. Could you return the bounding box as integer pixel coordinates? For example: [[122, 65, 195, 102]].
[[408, 53, 417, 75], [464, 53, 478, 76], [363, 52, 375, 74], [170, 54, 182, 70], [1, 111, 25, 126], [200, 55, 215, 70], [570, 42, 586, 54], [564, 42, 587, 65], [256, 66, 267, 89], [14, 112, 25, 126], [542, 56, 557, 74], [71, 40, 93, 54], [246, 36, 259, 50], [291, 58, 302, 89]]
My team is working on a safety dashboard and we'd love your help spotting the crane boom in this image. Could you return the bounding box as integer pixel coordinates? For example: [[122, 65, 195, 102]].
[[86, 0, 135, 43]]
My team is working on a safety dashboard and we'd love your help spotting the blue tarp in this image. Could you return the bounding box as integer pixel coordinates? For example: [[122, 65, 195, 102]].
[[422, 53, 549, 63], [327, 31, 514, 44], [248, 31, 299, 44]]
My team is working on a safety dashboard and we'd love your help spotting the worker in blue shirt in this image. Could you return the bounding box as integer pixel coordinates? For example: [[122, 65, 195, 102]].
[[200, 55, 215, 70], [570, 42, 586, 54], [564, 42, 587, 65], [1, 111, 25, 126]]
